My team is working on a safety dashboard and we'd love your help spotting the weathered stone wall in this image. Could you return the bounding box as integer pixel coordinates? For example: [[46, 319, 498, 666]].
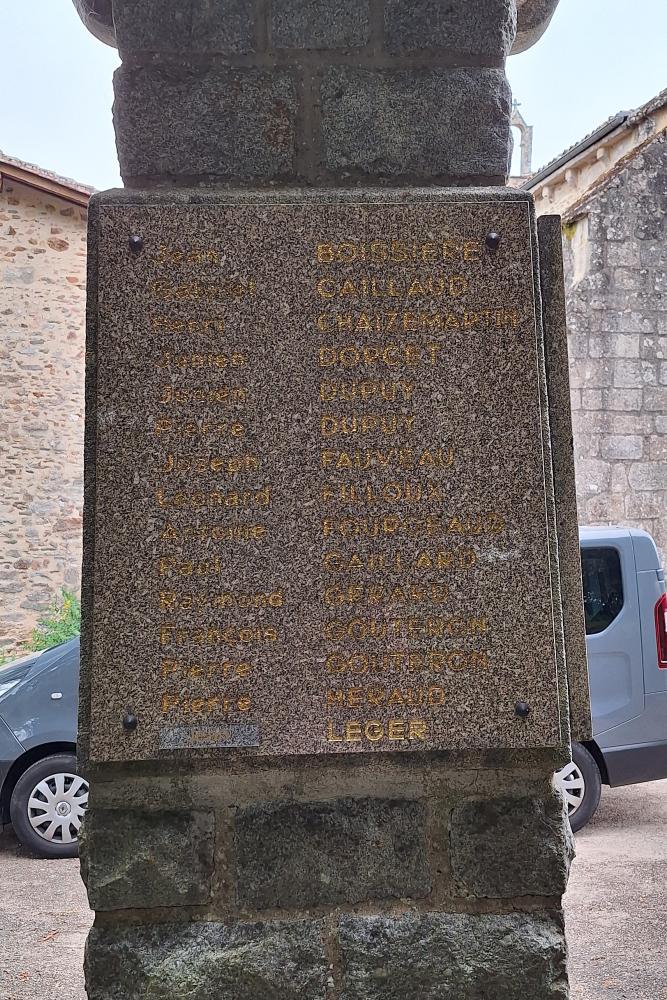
[[0, 180, 86, 655], [563, 132, 667, 556]]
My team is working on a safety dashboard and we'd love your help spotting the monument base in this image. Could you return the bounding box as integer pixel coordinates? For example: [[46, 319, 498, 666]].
[[81, 753, 572, 998]]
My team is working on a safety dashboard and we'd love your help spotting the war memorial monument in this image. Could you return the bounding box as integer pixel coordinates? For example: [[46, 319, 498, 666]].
[[72, 0, 591, 995]]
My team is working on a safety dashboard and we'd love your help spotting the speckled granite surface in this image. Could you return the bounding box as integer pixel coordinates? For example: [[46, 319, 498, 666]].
[[83, 188, 568, 761]]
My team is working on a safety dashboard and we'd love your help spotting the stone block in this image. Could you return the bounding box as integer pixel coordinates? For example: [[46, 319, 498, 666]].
[[575, 458, 611, 494], [606, 413, 654, 435], [613, 359, 657, 388], [581, 388, 602, 410], [644, 387, 667, 411], [449, 794, 572, 897], [611, 463, 629, 493], [568, 331, 588, 358], [613, 267, 647, 291], [234, 797, 431, 908], [656, 416, 667, 434], [611, 334, 642, 358], [641, 336, 667, 360], [85, 921, 328, 999], [80, 808, 214, 910], [338, 912, 568, 999], [568, 360, 613, 389], [270, 0, 370, 48], [618, 312, 657, 334], [600, 435, 644, 461], [625, 493, 665, 519], [607, 243, 641, 267], [585, 492, 626, 521], [319, 67, 511, 181], [384, 0, 516, 58], [113, 64, 297, 180], [112, 0, 257, 55], [628, 463, 667, 491], [649, 435, 667, 461], [603, 388, 642, 412], [575, 432, 600, 457]]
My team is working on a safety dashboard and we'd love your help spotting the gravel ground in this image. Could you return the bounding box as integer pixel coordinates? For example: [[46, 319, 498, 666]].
[[1, 779, 666, 999]]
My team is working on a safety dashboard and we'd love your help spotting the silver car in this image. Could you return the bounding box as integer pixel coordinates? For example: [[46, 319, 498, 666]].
[[556, 526, 667, 830], [0, 639, 86, 858]]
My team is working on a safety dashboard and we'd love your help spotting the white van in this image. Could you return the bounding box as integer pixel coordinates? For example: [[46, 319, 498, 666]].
[[556, 526, 667, 831]]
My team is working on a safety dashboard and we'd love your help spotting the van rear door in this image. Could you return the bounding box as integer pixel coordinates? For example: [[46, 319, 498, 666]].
[[581, 534, 644, 736]]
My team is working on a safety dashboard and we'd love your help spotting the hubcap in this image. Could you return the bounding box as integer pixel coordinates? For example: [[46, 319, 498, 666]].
[[554, 760, 586, 816], [27, 772, 89, 844]]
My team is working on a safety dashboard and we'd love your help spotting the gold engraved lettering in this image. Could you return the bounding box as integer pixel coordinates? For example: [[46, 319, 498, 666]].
[[323, 616, 487, 642], [155, 351, 246, 371], [159, 657, 252, 680], [159, 588, 284, 611], [159, 623, 278, 647], [159, 385, 246, 406], [320, 447, 453, 472], [321, 480, 450, 504], [319, 380, 414, 404], [315, 239, 482, 264], [320, 415, 416, 437], [160, 521, 266, 544], [315, 275, 468, 301], [321, 513, 504, 539], [156, 486, 270, 510], [325, 718, 429, 742], [151, 316, 226, 335], [316, 309, 518, 334], [154, 418, 245, 438], [161, 692, 252, 716], [322, 548, 476, 574], [160, 452, 259, 475], [318, 343, 441, 369]]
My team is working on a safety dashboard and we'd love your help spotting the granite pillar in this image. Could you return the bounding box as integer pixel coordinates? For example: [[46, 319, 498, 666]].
[[75, 1, 584, 997]]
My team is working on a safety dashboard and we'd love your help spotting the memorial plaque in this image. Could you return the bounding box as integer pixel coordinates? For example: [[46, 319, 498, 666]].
[[86, 192, 565, 761]]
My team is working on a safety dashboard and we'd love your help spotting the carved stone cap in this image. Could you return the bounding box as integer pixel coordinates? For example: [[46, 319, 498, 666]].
[[514, 0, 561, 53], [72, 0, 561, 54]]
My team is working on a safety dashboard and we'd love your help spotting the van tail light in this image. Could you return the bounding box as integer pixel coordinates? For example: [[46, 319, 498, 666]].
[[656, 593, 667, 669]]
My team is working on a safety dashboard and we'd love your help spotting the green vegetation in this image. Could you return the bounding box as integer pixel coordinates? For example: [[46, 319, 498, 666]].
[[0, 589, 80, 667], [25, 588, 81, 651]]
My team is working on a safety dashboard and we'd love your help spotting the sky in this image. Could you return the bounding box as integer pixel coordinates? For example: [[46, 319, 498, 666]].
[[0, 0, 665, 189]]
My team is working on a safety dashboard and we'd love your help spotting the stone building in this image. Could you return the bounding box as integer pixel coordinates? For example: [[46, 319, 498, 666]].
[[0, 152, 92, 656], [527, 90, 667, 556]]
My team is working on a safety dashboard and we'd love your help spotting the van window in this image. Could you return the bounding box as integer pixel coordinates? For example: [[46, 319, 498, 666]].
[[581, 547, 624, 634]]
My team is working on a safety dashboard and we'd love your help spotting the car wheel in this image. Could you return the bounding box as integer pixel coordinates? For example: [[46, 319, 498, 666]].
[[9, 754, 89, 859], [554, 742, 602, 833]]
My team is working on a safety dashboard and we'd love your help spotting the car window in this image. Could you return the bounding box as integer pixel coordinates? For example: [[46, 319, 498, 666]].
[[581, 547, 624, 635]]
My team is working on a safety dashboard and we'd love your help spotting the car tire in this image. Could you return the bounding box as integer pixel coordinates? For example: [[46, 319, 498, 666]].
[[555, 742, 602, 833], [9, 753, 88, 859]]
